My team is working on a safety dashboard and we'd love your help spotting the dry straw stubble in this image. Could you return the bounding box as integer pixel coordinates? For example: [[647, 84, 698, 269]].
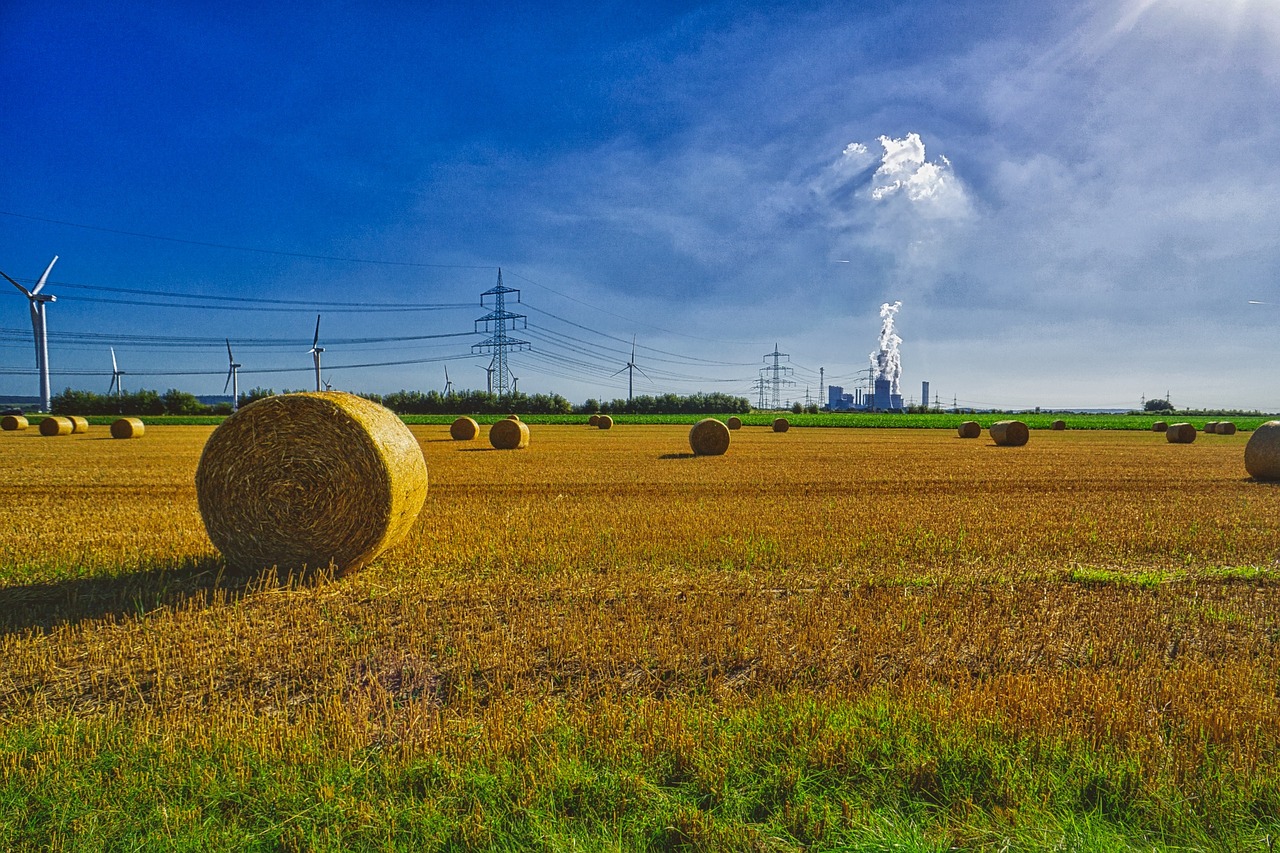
[[490, 418, 530, 450], [689, 418, 730, 456], [1, 414, 27, 431], [450, 417, 480, 441], [110, 418, 144, 439], [39, 416, 73, 436], [1244, 420, 1280, 481], [195, 392, 428, 575], [957, 421, 981, 439], [1166, 423, 1197, 444], [990, 420, 1030, 447]]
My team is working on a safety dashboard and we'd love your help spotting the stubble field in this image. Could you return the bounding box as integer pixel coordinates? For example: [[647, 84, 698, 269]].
[[1, 423, 1278, 850]]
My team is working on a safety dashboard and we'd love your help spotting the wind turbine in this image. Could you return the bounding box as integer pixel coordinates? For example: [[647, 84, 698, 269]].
[[108, 348, 125, 404], [308, 314, 324, 392], [511, 375, 519, 395], [443, 365, 454, 397], [224, 339, 241, 411], [611, 335, 650, 402], [481, 360, 495, 395], [1, 256, 58, 412]]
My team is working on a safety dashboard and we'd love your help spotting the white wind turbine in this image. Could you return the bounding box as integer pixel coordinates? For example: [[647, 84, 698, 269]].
[[611, 335, 650, 402], [108, 347, 125, 404], [443, 365, 454, 397], [224, 339, 241, 411], [1, 256, 58, 412], [308, 314, 324, 392]]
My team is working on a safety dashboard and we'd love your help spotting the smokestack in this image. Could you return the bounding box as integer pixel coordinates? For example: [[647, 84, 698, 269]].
[[922, 381, 929, 410]]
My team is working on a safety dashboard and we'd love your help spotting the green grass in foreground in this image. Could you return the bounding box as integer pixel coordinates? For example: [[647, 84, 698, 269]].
[[3, 694, 1276, 851]]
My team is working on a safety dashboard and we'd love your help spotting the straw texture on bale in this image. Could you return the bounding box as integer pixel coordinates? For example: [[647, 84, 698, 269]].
[[1166, 423, 1197, 444], [689, 418, 730, 456], [588, 414, 600, 427], [39, 416, 72, 436], [449, 417, 479, 441], [727, 416, 742, 430], [1244, 421, 1280, 481], [67, 415, 89, 434], [110, 417, 145, 439], [1051, 420, 1066, 431], [1152, 421, 1168, 432], [772, 418, 790, 433], [195, 392, 428, 575], [506, 414, 520, 421], [1, 415, 27, 431], [1218, 421, 1237, 436], [989, 420, 1029, 447], [957, 421, 981, 439], [1204, 422, 1219, 435], [489, 418, 530, 450], [597, 415, 614, 430]]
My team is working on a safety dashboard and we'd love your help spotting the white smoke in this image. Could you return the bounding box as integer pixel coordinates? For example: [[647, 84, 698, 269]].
[[869, 300, 903, 393]]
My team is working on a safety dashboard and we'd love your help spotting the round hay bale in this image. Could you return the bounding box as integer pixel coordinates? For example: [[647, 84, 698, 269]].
[[957, 421, 981, 439], [689, 418, 730, 456], [727, 416, 742, 430], [195, 392, 428, 576], [1244, 421, 1280, 481], [1, 415, 27, 431], [1050, 419, 1066, 431], [588, 414, 600, 427], [1152, 421, 1168, 432], [506, 414, 520, 421], [39, 416, 72, 437], [1204, 421, 1219, 435], [1166, 422, 1197, 444], [990, 420, 1029, 447], [1217, 421, 1237, 436], [449, 416, 480, 441], [772, 417, 790, 433], [67, 415, 89, 434], [110, 417, 145, 439], [597, 414, 613, 430], [489, 417, 529, 450]]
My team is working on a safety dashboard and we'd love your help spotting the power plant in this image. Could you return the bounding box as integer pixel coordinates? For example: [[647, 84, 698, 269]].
[[827, 301, 920, 412]]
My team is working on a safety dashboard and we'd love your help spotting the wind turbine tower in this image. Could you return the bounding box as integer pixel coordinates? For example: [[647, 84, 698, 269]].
[[1, 256, 58, 412], [308, 314, 325, 392], [443, 365, 454, 397], [108, 348, 125, 405], [224, 339, 241, 411], [612, 335, 650, 402]]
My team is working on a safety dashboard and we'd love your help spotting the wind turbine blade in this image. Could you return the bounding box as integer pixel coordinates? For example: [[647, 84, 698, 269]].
[[313, 314, 321, 348], [111, 347, 118, 373], [226, 338, 234, 362], [610, 366, 628, 377], [635, 365, 652, 382], [31, 256, 58, 295], [631, 334, 636, 362], [2, 269, 31, 296], [224, 369, 233, 393]]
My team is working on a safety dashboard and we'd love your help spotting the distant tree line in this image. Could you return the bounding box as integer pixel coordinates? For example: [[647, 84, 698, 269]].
[[48, 386, 750, 417]]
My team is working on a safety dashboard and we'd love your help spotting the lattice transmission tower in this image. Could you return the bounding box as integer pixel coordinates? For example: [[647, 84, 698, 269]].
[[472, 269, 529, 398], [761, 343, 796, 410]]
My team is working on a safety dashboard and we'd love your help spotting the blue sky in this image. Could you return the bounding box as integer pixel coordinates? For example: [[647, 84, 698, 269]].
[[2, 0, 1277, 410]]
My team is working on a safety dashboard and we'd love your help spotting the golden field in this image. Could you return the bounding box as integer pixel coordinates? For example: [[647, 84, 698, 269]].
[[1, 422, 1278, 848]]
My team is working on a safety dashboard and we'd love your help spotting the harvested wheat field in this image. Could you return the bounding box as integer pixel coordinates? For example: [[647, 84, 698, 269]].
[[2, 423, 1279, 850]]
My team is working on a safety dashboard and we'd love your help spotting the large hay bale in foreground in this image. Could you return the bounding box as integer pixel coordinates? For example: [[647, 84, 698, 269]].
[[689, 418, 730, 456], [727, 416, 742, 430], [1166, 423, 1197, 444], [1244, 421, 1280, 481], [1217, 421, 1237, 436], [489, 417, 530, 450], [597, 415, 614, 430], [772, 418, 790, 433], [1152, 421, 1168, 433], [39, 416, 72, 436], [195, 392, 428, 575], [588, 414, 600, 427], [990, 420, 1029, 447], [1204, 421, 1219, 435], [1, 415, 27, 431], [67, 415, 89, 434], [957, 421, 981, 439], [110, 417, 144, 439], [449, 416, 479, 441], [1050, 419, 1066, 431]]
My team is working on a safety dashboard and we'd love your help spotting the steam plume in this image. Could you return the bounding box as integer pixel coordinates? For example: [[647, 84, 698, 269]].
[[869, 301, 903, 393]]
